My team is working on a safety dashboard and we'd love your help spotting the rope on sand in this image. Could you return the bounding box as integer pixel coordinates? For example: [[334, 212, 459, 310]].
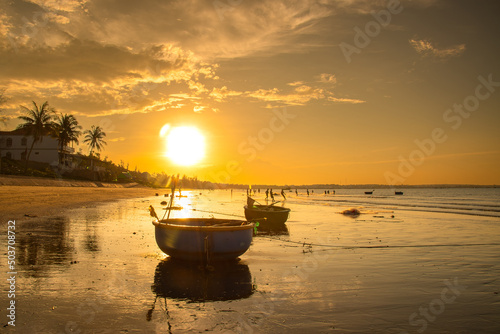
[[257, 237, 500, 251]]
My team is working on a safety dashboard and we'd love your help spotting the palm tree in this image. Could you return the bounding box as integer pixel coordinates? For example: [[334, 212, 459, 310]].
[[16, 101, 55, 173], [53, 114, 82, 166], [83, 125, 107, 170]]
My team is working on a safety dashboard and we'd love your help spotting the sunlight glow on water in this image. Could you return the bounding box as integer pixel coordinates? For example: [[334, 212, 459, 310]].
[[2, 188, 499, 333]]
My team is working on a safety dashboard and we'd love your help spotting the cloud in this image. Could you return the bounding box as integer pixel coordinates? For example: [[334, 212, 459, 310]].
[[294, 85, 313, 94], [0, 0, 364, 118], [108, 136, 126, 142], [246, 87, 320, 106], [409, 39, 466, 59], [287, 81, 305, 87], [242, 74, 362, 106], [245, 84, 364, 106], [331, 0, 440, 14], [0, 0, 334, 60], [199, 0, 335, 58], [327, 96, 365, 104], [1, 38, 220, 97], [28, 0, 89, 13], [0, 11, 13, 37], [0, 35, 222, 116], [193, 105, 205, 113], [188, 80, 207, 95], [1, 0, 444, 60], [319, 73, 336, 84], [209, 86, 242, 102]]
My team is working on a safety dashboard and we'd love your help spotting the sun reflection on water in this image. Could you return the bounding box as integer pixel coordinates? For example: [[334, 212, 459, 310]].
[[160, 190, 197, 219]]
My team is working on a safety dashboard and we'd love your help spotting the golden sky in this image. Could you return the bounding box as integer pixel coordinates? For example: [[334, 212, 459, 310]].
[[1, 0, 499, 185]]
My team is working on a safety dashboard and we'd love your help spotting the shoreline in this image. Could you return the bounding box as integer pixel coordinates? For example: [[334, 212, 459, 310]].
[[1, 174, 498, 223], [1, 174, 496, 189], [0, 174, 144, 188], [0, 175, 156, 222]]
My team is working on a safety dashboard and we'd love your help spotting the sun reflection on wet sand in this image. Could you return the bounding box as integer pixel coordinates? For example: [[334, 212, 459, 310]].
[[2, 189, 499, 333]]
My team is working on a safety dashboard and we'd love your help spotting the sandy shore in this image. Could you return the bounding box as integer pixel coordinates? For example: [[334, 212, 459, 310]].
[[0, 188, 499, 333], [0, 175, 156, 222]]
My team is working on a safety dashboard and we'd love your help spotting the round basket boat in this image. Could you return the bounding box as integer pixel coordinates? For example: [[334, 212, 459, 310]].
[[153, 218, 254, 262], [244, 205, 291, 225]]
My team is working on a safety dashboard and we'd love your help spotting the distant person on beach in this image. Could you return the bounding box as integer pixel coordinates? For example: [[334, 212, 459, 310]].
[[265, 189, 269, 199], [307, 189, 309, 196], [295, 189, 298, 196], [270, 189, 275, 201], [281, 189, 286, 200]]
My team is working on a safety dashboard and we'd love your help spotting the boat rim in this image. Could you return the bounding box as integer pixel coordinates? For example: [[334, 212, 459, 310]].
[[153, 218, 254, 231], [244, 205, 291, 212]]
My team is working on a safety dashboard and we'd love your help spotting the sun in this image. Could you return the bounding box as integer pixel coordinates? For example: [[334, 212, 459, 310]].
[[163, 126, 205, 166]]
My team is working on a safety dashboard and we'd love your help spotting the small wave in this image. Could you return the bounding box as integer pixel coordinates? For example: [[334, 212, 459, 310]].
[[289, 190, 500, 218]]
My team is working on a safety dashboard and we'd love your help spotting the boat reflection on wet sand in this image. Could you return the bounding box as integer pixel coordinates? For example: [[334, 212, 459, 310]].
[[254, 221, 289, 236], [150, 258, 254, 303]]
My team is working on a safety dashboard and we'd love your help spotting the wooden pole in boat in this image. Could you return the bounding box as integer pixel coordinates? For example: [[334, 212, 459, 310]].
[[166, 178, 176, 220], [161, 176, 177, 220]]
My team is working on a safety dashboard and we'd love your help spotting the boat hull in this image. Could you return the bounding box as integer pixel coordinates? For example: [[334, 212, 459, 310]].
[[153, 218, 254, 261], [244, 205, 290, 225]]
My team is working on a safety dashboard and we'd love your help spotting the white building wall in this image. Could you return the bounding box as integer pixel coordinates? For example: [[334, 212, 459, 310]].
[[0, 134, 60, 165]]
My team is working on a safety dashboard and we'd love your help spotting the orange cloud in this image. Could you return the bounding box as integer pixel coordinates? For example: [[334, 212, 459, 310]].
[[409, 39, 466, 58]]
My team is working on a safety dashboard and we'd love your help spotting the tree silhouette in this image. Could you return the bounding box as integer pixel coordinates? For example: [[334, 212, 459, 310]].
[[83, 125, 107, 170], [53, 114, 81, 165], [16, 101, 55, 173]]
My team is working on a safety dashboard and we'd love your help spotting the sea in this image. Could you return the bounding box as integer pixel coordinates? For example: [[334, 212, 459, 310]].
[[282, 187, 500, 218], [1, 187, 499, 333]]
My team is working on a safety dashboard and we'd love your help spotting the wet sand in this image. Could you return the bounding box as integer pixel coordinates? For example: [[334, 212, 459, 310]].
[[1, 189, 499, 333], [0, 176, 155, 222]]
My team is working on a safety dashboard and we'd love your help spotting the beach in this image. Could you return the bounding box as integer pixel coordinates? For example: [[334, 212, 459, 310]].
[[1, 184, 499, 333], [0, 176, 154, 222]]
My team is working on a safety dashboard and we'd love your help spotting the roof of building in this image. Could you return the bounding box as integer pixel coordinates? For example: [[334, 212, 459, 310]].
[[0, 128, 30, 136]]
